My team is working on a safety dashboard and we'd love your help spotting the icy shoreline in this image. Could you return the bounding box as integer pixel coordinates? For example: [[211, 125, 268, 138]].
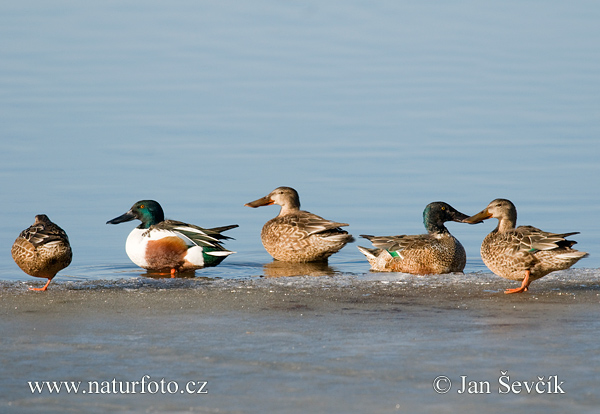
[[1, 268, 599, 300]]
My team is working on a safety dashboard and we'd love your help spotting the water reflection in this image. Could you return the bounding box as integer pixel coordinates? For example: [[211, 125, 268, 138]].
[[262, 260, 337, 278], [140, 270, 201, 279]]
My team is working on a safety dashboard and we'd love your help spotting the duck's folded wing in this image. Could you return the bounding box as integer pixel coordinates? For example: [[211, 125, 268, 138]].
[[206, 224, 239, 238], [155, 220, 237, 248], [360, 234, 431, 253], [22, 223, 69, 247], [515, 226, 579, 252], [296, 212, 349, 236]]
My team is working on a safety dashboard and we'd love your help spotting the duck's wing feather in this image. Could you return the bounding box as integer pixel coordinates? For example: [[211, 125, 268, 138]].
[[293, 211, 350, 236], [514, 226, 579, 252], [153, 220, 238, 248], [206, 224, 239, 237], [21, 222, 69, 248], [360, 234, 432, 252]]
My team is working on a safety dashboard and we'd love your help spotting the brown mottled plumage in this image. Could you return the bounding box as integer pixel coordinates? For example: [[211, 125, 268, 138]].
[[11, 215, 72, 291], [245, 187, 354, 262], [465, 199, 588, 294], [358, 202, 474, 274]]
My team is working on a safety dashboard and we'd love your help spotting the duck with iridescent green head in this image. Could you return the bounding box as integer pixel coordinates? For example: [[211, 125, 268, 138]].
[[358, 202, 476, 274], [107, 200, 237, 275]]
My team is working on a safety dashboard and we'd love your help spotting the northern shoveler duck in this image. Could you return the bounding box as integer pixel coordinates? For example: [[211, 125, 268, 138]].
[[465, 198, 588, 294], [11, 214, 72, 291], [244, 186, 354, 262], [107, 200, 238, 275], [358, 202, 475, 274]]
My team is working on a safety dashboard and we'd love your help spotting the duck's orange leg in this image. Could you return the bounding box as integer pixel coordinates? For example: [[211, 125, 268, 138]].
[[29, 278, 52, 291], [170, 268, 177, 278], [504, 271, 531, 294]]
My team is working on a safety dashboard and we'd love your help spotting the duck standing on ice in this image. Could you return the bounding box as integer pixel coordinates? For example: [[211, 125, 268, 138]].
[[12, 214, 72, 291], [465, 198, 588, 294]]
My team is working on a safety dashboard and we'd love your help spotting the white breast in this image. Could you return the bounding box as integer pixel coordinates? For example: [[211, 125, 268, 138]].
[[125, 228, 150, 267], [125, 228, 199, 269]]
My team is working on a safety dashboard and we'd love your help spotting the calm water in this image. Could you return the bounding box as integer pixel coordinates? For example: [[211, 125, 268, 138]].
[[1, 0, 599, 412], [1, 0, 599, 284]]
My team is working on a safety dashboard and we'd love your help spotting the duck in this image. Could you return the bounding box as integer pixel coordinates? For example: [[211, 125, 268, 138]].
[[11, 214, 73, 291], [358, 202, 475, 274], [465, 198, 588, 294], [244, 186, 354, 262], [107, 200, 238, 274]]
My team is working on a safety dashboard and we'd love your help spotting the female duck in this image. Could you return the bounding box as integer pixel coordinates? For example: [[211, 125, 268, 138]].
[[245, 187, 354, 262], [12, 214, 72, 291], [465, 198, 588, 294], [107, 200, 237, 274], [358, 202, 474, 274]]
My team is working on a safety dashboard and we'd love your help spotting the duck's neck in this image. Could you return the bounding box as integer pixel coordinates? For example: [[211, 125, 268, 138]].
[[425, 221, 449, 235], [138, 220, 155, 229], [138, 214, 163, 229], [495, 216, 517, 233], [277, 204, 300, 217]]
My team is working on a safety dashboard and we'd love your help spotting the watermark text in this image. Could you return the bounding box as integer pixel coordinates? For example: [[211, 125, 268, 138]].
[[432, 371, 565, 395], [28, 375, 208, 395]]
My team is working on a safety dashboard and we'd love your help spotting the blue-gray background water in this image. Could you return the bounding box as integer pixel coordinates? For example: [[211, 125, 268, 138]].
[[1, 0, 598, 283], [1, 1, 599, 413]]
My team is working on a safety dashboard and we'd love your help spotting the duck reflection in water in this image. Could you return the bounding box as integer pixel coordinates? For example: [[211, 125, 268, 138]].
[[262, 260, 337, 278]]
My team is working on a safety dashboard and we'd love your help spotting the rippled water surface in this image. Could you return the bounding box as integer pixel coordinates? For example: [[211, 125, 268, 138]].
[[1, 1, 599, 412]]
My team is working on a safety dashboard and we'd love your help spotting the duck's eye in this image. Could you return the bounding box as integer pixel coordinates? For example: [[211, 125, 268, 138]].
[[139, 205, 145, 209], [441, 206, 446, 211]]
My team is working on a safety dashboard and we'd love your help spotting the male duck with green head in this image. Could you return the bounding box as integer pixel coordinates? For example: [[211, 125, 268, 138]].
[[358, 201, 478, 274], [107, 200, 238, 275]]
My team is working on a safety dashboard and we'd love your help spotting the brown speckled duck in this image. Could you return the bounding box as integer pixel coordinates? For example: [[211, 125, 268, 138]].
[[358, 202, 475, 274], [245, 186, 354, 262], [11, 214, 73, 291], [465, 198, 588, 294]]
